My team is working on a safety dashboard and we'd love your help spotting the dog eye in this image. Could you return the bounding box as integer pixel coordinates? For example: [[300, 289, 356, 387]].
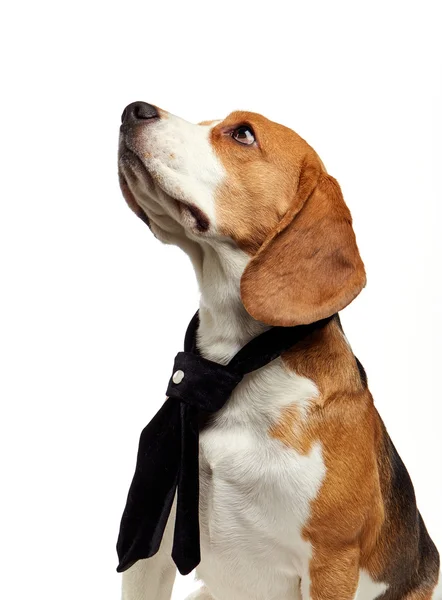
[[231, 125, 255, 146]]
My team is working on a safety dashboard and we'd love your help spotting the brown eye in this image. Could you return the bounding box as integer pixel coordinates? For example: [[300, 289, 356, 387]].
[[231, 125, 255, 145]]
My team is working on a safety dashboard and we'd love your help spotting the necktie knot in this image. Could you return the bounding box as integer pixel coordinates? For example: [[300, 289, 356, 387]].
[[166, 352, 243, 413]]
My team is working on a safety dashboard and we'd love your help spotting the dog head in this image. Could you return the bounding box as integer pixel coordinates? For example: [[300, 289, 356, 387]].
[[118, 102, 366, 326]]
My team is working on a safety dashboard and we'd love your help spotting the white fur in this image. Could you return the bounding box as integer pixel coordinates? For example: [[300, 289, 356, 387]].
[[120, 112, 224, 248], [432, 573, 442, 600], [122, 503, 177, 600], [195, 353, 324, 600], [119, 109, 392, 599]]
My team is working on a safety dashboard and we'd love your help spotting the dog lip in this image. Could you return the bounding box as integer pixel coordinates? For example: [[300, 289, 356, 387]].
[[118, 139, 141, 162], [118, 173, 151, 229], [176, 200, 210, 233], [118, 145, 151, 184]]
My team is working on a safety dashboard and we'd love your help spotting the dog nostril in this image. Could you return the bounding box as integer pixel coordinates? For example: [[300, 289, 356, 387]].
[[121, 102, 159, 124], [134, 102, 159, 121], [134, 103, 158, 120]]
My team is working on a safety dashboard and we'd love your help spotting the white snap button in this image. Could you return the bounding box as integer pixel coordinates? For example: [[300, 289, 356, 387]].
[[172, 370, 185, 384]]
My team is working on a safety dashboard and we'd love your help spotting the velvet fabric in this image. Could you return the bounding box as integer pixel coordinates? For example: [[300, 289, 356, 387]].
[[116, 311, 333, 576]]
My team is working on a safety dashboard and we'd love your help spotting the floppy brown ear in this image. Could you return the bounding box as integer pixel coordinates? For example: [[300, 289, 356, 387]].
[[240, 160, 366, 326]]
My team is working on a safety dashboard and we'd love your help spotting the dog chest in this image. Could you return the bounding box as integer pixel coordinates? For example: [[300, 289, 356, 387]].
[[196, 410, 326, 598]]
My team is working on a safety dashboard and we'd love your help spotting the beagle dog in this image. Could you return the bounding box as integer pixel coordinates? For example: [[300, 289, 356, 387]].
[[118, 102, 441, 600]]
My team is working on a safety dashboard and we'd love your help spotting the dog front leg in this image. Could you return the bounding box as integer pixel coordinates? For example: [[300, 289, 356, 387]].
[[301, 545, 360, 600], [184, 586, 215, 600], [121, 506, 177, 600], [122, 556, 176, 600]]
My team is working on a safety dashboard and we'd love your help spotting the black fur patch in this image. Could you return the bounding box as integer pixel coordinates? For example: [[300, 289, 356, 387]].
[[355, 356, 368, 388], [375, 423, 440, 598]]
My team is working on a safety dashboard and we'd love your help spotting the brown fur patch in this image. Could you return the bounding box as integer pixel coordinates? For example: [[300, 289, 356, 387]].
[[210, 111, 366, 326], [270, 318, 439, 596], [210, 111, 316, 254], [308, 544, 360, 599], [156, 107, 168, 119], [240, 168, 366, 327], [270, 318, 384, 594]]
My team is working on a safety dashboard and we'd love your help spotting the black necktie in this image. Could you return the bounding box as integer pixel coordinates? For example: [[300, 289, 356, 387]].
[[116, 311, 333, 575]]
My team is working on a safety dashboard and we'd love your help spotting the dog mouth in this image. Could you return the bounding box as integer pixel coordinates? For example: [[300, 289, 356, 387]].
[[175, 200, 210, 233], [119, 145, 210, 235]]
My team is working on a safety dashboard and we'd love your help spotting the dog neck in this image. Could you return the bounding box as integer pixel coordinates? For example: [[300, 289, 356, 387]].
[[190, 241, 364, 401], [195, 242, 268, 365]]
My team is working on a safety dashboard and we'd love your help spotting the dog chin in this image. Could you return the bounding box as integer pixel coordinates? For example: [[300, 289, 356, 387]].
[[119, 153, 211, 237]]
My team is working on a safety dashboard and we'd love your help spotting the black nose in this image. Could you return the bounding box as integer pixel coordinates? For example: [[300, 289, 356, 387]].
[[121, 102, 159, 124]]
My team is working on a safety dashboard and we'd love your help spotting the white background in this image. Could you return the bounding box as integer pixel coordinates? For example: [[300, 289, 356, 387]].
[[1, 1, 441, 598]]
